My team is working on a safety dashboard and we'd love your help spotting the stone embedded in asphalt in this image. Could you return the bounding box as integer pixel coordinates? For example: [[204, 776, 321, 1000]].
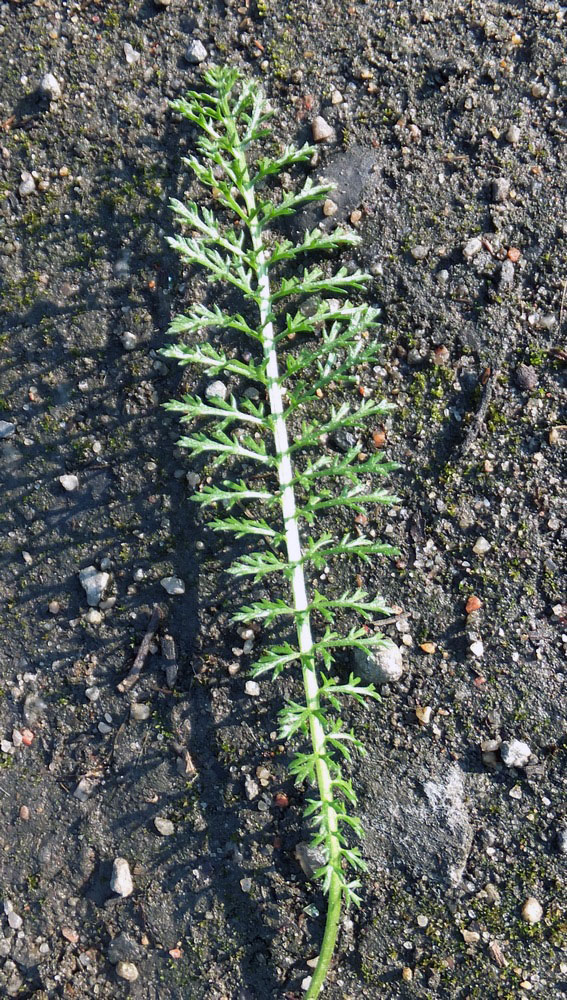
[[110, 857, 134, 897], [0, 421, 16, 439], [354, 643, 404, 684], [500, 739, 532, 768], [361, 760, 473, 887], [160, 576, 185, 595], [185, 39, 208, 63], [39, 72, 62, 99], [79, 565, 110, 606]]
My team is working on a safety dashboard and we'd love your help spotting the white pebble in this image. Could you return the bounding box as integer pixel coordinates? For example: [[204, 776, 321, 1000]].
[[463, 237, 482, 260], [85, 608, 103, 625], [245, 680, 260, 697], [19, 171, 36, 197], [500, 739, 531, 768], [79, 565, 110, 606], [521, 897, 543, 923], [354, 643, 404, 684], [123, 42, 140, 65], [472, 536, 491, 556], [130, 703, 150, 721], [110, 857, 134, 897], [469, 640, 484, 658], [8, 911, 23, 930], [85, 686, 100, 702], [121, 331, 137, 351], [39, 72, 62, 99], [160, 576, 185, 595], [154, 816, 175, 836], [205, 380, 227, 401], [59, 474, 79, 491], [116, 961, 139, 982]]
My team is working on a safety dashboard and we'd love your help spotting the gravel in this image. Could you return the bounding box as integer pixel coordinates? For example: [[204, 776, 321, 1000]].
[[185, 39, 208, 63], [110, 857, 134, 898], [79, 565, 110, 606], [500, 739, 532, 768], [353, 643, 404, 684]]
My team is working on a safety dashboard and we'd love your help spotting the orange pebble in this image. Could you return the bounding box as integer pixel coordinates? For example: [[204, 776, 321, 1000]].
[[466, 595, 482, 613]]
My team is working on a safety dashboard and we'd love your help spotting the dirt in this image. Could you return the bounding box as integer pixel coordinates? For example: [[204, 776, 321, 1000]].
[[0, 1, 566, 998]]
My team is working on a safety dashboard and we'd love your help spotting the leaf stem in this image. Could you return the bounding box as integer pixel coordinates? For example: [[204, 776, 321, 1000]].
[[234, 133, 341, 1000]]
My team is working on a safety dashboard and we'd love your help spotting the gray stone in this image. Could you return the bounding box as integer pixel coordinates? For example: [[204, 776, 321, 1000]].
[[361, 760, 473, 886], [39, 72, 62, 99], [463, 237, 482, 260], [79, 565, 110, 606], [295, 842, 327, 879], [353, 643, 404, 684], [311, 116, 334, 142], [110, 857, 134, 897], [205, 380, 227, 401], [185, 39, 208, 63], [515, 363, 538, 391], [506, 124, 521, 144], [556, 828, 567, 854], [0, 421, 16, 439], [498, 259, 515, 291], [154, 816, 175, 836], [160, 575, 185, 595], [332, 428, 357, 453], [491, 177, 510, 203], [19, 172, 36, 197], [500, 739, 532, 768], [411, 244, 428, 261], [107, 932, 142, 965]]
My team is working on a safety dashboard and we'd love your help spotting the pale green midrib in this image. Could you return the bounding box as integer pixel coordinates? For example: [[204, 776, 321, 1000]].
[[231, 130, 343, 999]]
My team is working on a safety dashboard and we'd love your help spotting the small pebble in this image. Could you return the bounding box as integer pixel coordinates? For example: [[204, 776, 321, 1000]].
[[19, 171, 36, 197], [154, 816, 175, 836], [205, 380, 227, 401], [123, 42, 141, 65], [0, 420, 16, 439], [110, 858, 134, 897], [515, 363, 538, 391], [530, 82, 546, 98], [85, 608, 103, 625], [311, 116, 334, 142], [472, 536, 491, 556], [556, 828, 567, 854], [506, 124, 521, 144], [79, 565, 110, 607], [295, 842, 326, 879], [499, 259, 515, 291], [463, 237, 482, 260], [469, 640, 484, 658], [322, 198, 338, 217], [245, 680, 260, 697], [85, 686, 100, 702], [59, 474, 79, 491], [39, 72, 62, 99], [500, 739, 531, 768], [130, 703, 150, 721], [154, 0, 172, 6], [8, 911, 23, 930], [19, 806, 30, 821], [465, 595, 482, 613], [330, 89, 343, 104], [185, 39, 208, 63], [354, 643, 404, 684], [244, 774, 259, 800], [48, 601, 60, 614], [491, 177, 510, 203], [120, 331, 137, 351], [116, 961, 139, 982], [160, 576, 185, 595], [521, 897, 543, 923], [411, 244, 428, 261], [74, 777, 94, 801], [240, 877, 252, 893]]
